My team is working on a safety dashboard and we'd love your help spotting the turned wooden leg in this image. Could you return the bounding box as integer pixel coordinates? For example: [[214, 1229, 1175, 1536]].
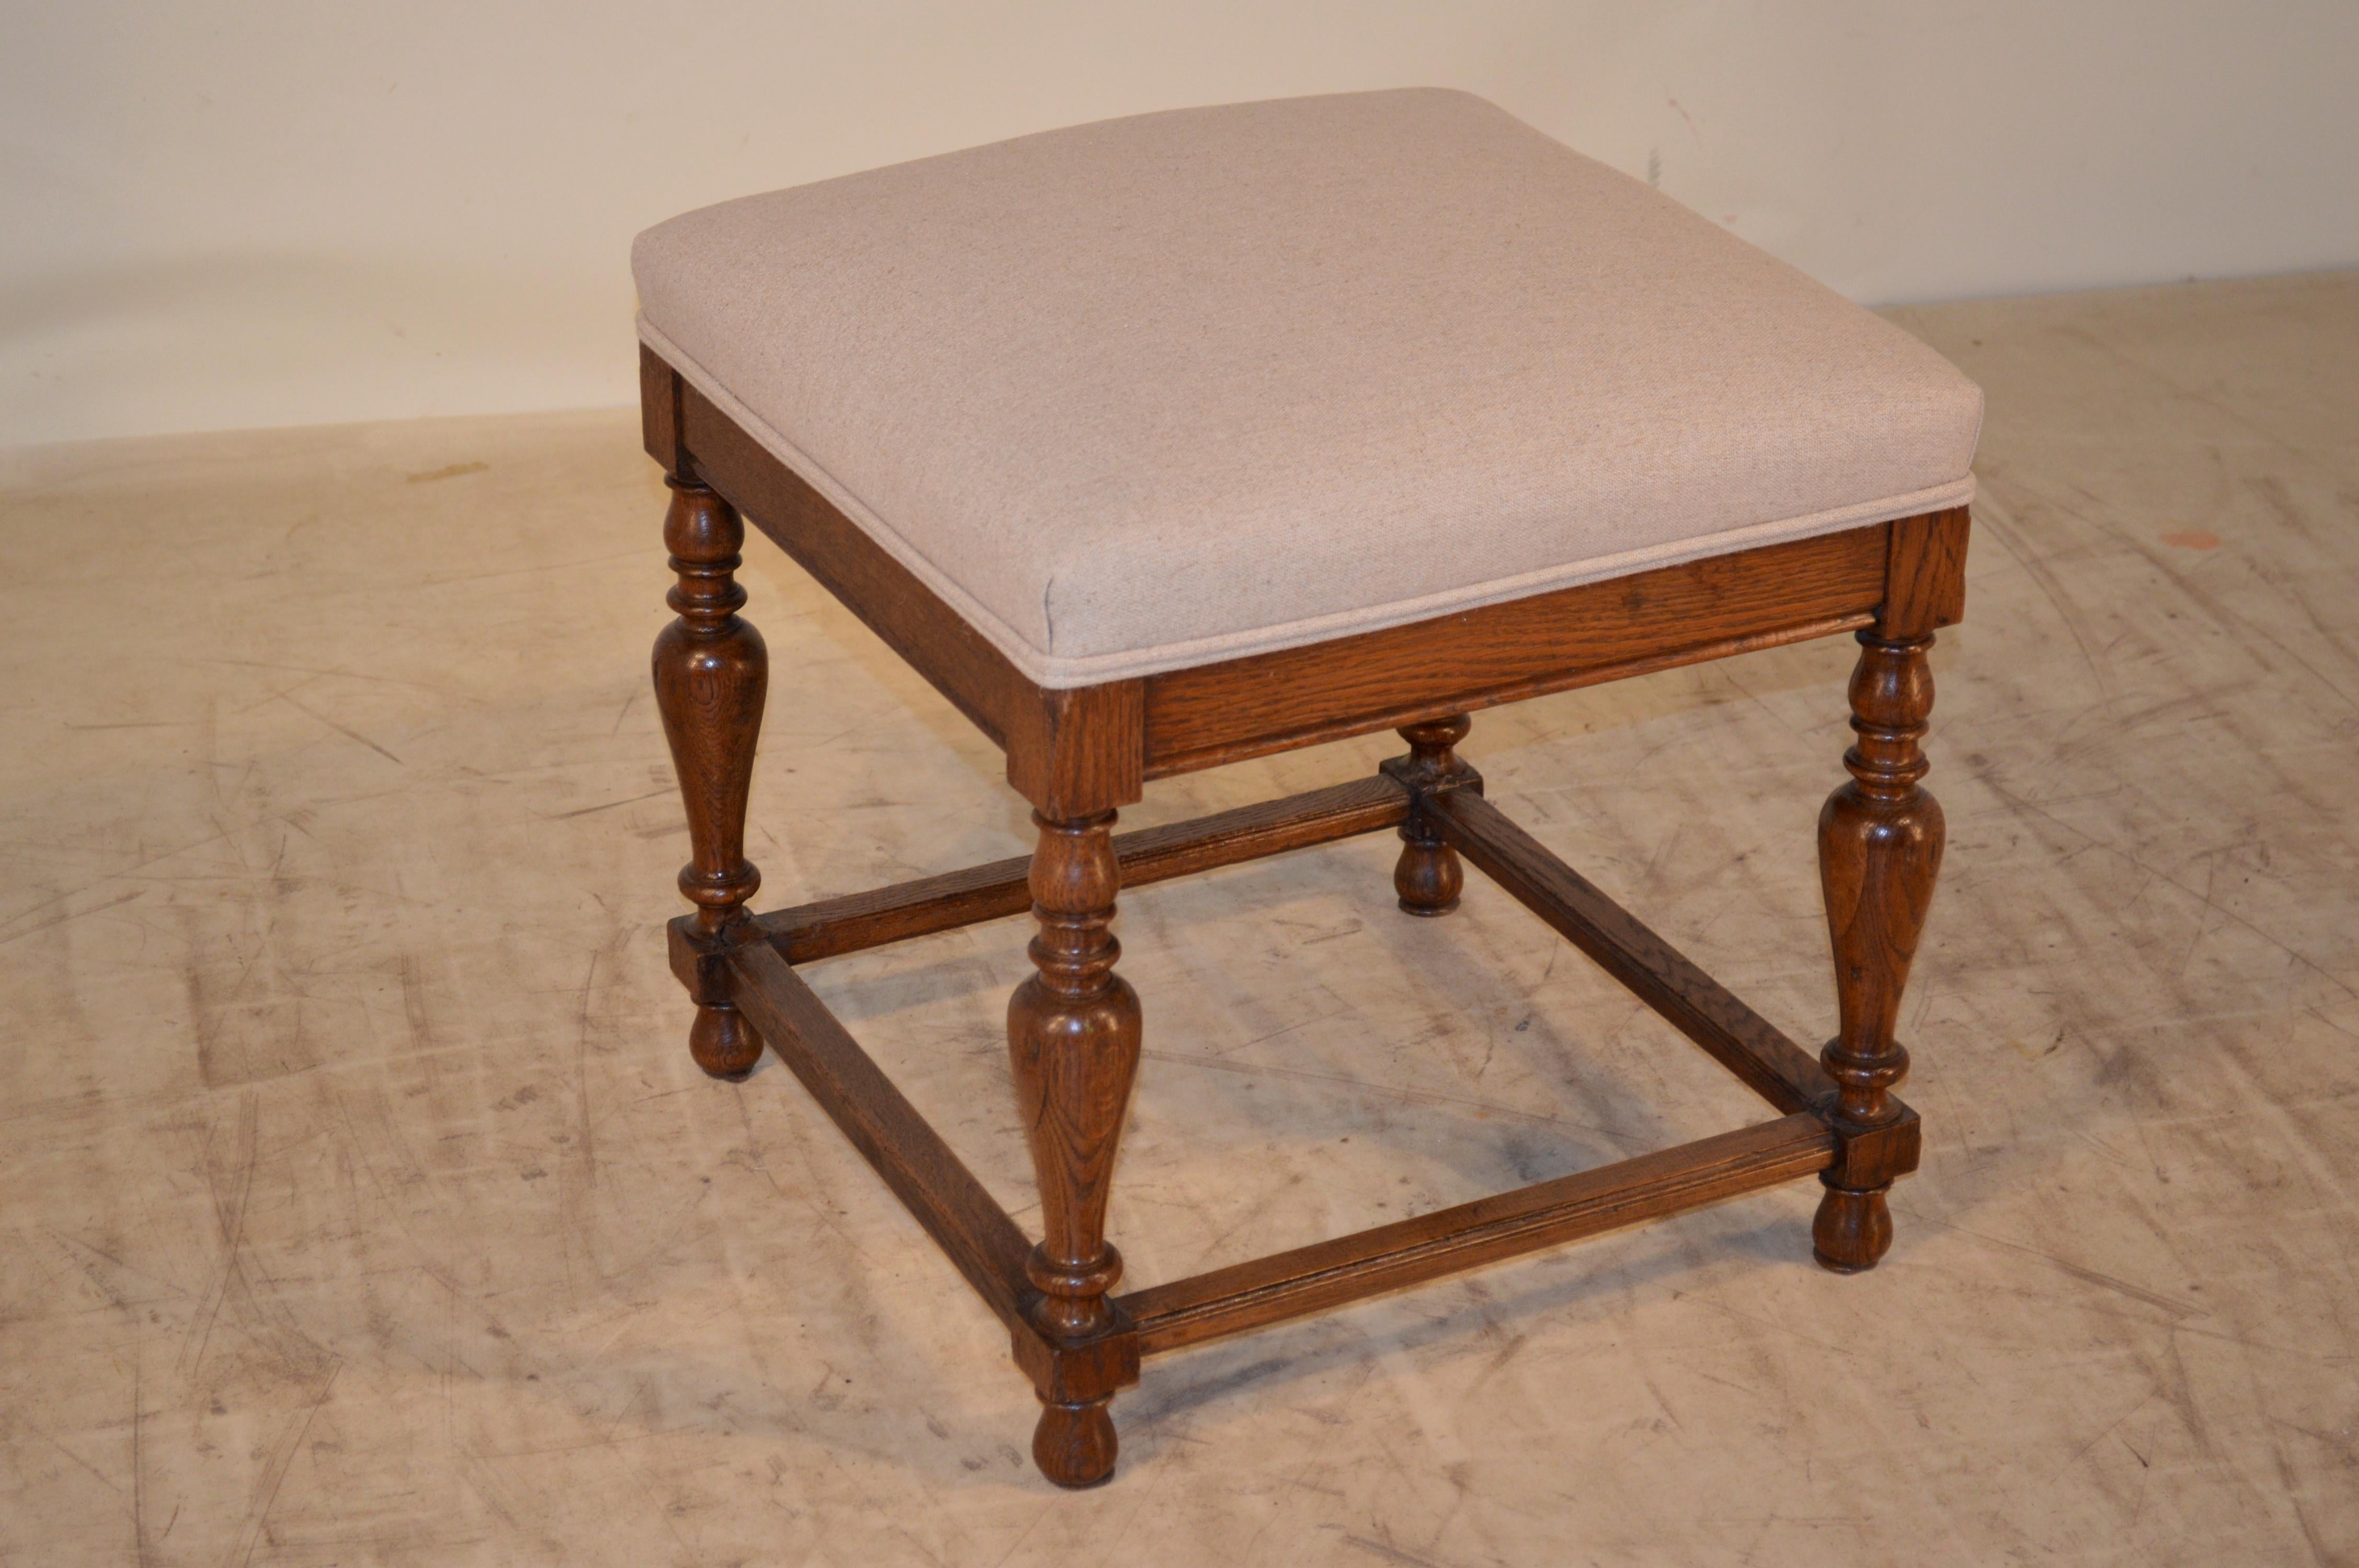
[[1813, 632, 1944, 1271], [1390, 714, 1472, 916], [653, 475, 769, 1080], [1007, 810, 1141, 1487]]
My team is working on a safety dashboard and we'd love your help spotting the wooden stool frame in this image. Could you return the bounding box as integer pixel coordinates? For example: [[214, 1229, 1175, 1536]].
[[642, 347, 1966, 1488]]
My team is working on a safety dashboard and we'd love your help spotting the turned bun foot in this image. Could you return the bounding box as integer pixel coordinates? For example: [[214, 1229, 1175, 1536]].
[[1385, 714, 1473, 917], [689, 1002, 763, 1080], [1033, 1397, 1118, 1489], [1394, 826, 1463, 917], [1812, 1178, 1894, 1273]]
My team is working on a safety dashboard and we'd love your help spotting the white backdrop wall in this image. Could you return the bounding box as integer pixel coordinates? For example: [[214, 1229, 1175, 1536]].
[[6, 1, 2357, 445]]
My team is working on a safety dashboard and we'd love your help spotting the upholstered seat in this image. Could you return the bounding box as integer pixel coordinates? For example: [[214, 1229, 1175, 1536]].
[[633, 88, 1980, 688]]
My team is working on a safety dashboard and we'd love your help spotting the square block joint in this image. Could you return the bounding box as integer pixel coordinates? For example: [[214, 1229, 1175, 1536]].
[[1819, 1100, 1922, 1190]]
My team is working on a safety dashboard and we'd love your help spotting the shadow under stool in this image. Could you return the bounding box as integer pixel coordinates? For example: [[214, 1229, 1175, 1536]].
[[631, 88, 1983, 1488]]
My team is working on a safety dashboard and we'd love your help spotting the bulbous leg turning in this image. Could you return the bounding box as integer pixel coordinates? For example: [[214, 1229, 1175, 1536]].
[[652, 476, 769, 1079], [1811, 632, 1943, 1272], [1009, 810, 1142, 1486], [687, 1002, 763, 1081], [1812, 1179, 1894, 1273], [1387, 714, 1473, 916], [1394, 820, 1463, 916]]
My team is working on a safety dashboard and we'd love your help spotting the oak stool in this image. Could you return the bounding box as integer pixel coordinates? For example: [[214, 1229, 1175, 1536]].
[[636, 90, 1979, 1488]]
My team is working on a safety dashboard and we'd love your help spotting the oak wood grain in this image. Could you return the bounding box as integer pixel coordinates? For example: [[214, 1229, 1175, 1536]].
[[646, 347, 1974, 1483], [1006, 810, 1142, 1486], [1120, 1114, 1835, 1354], [756, 775, 1410, 963], [652, 476, 768, 1079], [1813, 630, 1945, 1272], [1005, 682, 1144, 818], [1140, 524, 1891, 776]]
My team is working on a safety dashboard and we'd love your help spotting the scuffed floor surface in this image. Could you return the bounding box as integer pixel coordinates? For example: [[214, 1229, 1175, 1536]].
[[3, 272, 2355, 1566]]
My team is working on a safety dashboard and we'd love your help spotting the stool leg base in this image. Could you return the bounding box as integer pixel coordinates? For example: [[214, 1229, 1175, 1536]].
[[688, 1002, 763, 1081], [654, 475, 769, 1080], [1811, 1178, 1893, 1273], [1394, 822, 1463, 917], [1009, 810, 1141, 1488], [1396, 897, 1459, 918], [1814, 631, 1943, 1276], [1033, 1396, 1118, 1489]]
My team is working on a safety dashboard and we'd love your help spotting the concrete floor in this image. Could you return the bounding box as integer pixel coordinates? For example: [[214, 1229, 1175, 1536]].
[[3, 271, 2355, 1566]]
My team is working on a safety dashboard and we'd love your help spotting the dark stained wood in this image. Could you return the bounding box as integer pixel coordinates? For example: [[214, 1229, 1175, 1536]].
[[1880, 506, 1971, 638], [1005, 810, 1142, 1488], [1392, 819, 1464, 918], [638, 344, 684, 474], [1431, 790, 1830, 1113], [652, 477, 768, 1079], [1813, 630, 1945, 1272], [757, 775, 1411, 963], [1140, 524, 1892, 776], [1120, 1114, 1835, 1354], [726, 941, 1039, 1331], [655, 350, 1945, 793], [1386, 715, 1474, 916], [1005, 682, 1145, 818], [677, 377, 1035, 752]]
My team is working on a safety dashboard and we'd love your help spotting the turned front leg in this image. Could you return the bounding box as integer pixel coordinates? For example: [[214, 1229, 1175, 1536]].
[[1388, 714, 1474, 915], [1007, 810, 1141, 1487], [1814, 632, 1944, 1271], [653, 476, 769, 1079]]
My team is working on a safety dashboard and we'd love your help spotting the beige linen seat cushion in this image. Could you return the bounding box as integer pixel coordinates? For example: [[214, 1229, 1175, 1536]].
[[634, 88, 1981, 688]]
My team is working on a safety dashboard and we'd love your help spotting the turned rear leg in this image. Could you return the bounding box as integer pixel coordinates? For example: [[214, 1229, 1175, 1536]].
[[1387, 714, 1473, 915]]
